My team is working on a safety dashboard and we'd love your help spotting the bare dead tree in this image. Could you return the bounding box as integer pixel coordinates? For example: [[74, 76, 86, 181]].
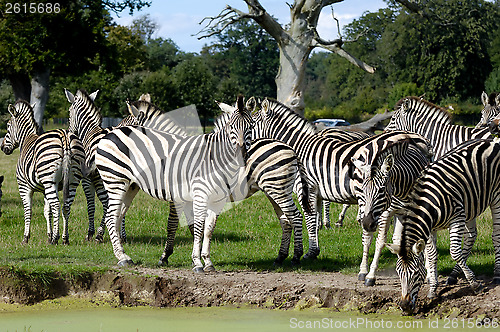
[[197, 0, 375, 115]]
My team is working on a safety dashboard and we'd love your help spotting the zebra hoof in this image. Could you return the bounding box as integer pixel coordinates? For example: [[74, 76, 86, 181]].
[[291, 258, 301, 267], [193, 266, 204, 274], [427, 290, 437, 299], [158, 259, 168, 267], [117, 259, 134, 267], [335, 223, 343, 228], [358, 273, 367, 281], [365, 278, 376, 286], [62, 239, 69, 245], [303, 251, 319, 260], [492, 277, 500, 284], [22, 236, 29, 244], [204, 265, 216, 273], [446, 276, 458, 286], [120, 237, 127, 244], [470, 281, 482, 292], [95, 235, 103, 243]]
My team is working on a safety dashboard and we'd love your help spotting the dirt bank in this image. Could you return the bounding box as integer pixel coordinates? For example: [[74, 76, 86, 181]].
[[0, 267, 498, 318]]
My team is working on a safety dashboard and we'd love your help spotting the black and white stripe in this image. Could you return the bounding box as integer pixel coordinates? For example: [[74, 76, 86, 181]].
[[352, 137, 433, 286], [1, 100, 85, 244], [95, 96, 254, 270], [387, 138, 500, 313], [476, 91, 500, 129]]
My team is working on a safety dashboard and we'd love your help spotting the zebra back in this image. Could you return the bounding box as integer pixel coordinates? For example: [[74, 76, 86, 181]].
[[318, 128, 371, 142], [127, 99, 188, 136], [386, 96, 491, 158], [476, 91, 500, 129]]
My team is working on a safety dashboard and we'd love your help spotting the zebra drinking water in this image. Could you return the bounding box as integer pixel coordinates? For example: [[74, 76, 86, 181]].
[[95, 95, 254, 270], [1, 100, 85, 244]]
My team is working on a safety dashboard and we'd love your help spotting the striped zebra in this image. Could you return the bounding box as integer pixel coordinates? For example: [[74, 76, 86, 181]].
[[95, 96, 254, 270], [1, 100, 85, 244], [351, 137, 433, 286], [252, 98, 432, 261], [385, 96, 492, 284], [317, 128, 371, 228], [476, 92, 500, 129], [65, 89, 138, 242], [386, 138, 500, 314]]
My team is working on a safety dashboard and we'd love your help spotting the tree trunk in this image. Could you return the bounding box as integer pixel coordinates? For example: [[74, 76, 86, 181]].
[[276, 37, 313, 116], [8, 72, 31, 101], [30, 67, 50, 133]]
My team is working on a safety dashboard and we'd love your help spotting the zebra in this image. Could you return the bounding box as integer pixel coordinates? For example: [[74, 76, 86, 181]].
[[1, 100, 85, 244], [251, 98, 432, 262], [385, 138, 500, 314], [127, 96, 310, 266], [94, 95, 254, 270], [385, 96, 492, 284], [351, 137, 433, 286], [476, 91, 500, 129], [65, 89, 138, 242], [317, 128, 371, 228]]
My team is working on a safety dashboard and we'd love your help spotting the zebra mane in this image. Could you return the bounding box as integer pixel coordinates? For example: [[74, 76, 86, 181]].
[[12, 99, 40, 133], [76, 89, 102, 126], [262, 98, 316, 135], [395, 96, 452, 125], [130, 99, 163, 119], [371, 135, 433, 170]]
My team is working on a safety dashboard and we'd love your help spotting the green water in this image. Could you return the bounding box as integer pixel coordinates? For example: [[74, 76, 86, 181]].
[[0, 299, 491, 332]]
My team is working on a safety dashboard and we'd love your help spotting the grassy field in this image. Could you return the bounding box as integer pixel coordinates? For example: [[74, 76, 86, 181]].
[[0, 146, 496, 279]]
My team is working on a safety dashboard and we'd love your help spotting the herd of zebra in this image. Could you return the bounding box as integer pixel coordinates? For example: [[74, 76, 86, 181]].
[[2, 88, 500, 313]]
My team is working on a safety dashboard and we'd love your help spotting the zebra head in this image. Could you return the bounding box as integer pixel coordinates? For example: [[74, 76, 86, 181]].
[[1, 101, 37, 155], [65, 89, 100, 136], [489, 112, 500, 137], [224, 95, 254, 162], [352, 154, 394, 232], [477, 91, 500, 129], [385, 98, 412, 132], [386, 236, 426, 314]]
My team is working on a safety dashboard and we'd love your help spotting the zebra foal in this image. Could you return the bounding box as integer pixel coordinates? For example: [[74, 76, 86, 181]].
[[95, 96, 254, 270], [1, 100, 84, 244], [386, 138, 500, 314]]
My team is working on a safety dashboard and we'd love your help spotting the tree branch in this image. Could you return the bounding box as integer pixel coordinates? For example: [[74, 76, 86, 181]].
[[197, 0, 286, 43]]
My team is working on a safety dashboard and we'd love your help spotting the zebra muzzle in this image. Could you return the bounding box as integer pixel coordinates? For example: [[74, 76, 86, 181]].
[[361, 211, 377, 232]]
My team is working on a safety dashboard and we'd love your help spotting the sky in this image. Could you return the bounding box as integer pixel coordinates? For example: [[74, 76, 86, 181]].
[[113, 0, 388, 53]]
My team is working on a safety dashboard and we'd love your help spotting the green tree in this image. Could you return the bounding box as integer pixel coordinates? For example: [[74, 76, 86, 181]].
[[0, 0, 150, 126]]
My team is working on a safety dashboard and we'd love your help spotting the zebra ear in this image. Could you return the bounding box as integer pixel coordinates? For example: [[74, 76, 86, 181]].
[[495, 93, 500, 107], [236, 94, 244, 112], [246, 96, 257, 113], [89, 90, 99, 101], [385, 243, 401, 255], [261, 98, 269, 114], [139, 93, 151, 103], [216, 101, 236, 114], [381, 154, 393, 176], [7, 104, 16, 117], [64, 89, 74, 103], [482, 91, 489, 106], [412, 239, 426, 255], [127, 101, 140, 117]]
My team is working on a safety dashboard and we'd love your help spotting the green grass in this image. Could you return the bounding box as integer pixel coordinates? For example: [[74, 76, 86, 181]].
[[0, 148, 496, 278]]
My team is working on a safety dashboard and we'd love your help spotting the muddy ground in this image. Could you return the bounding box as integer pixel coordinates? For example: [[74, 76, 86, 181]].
[[0, 267, 499, 318]]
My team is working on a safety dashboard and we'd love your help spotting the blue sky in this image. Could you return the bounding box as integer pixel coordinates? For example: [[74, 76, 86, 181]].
[[113, 0, 387, 53]]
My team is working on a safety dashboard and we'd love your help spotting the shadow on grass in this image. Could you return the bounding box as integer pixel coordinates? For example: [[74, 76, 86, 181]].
[[128, 231, 252, 246]]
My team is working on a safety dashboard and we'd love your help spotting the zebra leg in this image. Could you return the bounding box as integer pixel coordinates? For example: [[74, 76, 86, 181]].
[[365, 210, 391, 286], [158, 201, 181, 266], [192, 200, 207, 273], [358, 228, 373, 281], [61, 180, 79, 245], [93, 176, 109, 243], [20, 189, 34, 244], [201, 209, 219, 272], [43, 196, 53, 243], [447, 218, 477, 285], [105, 183, 137, 266], [449, 220, 480, 291], [81, 177, 96, 241], [43, 182, 61, 245], [426, 234, 439, 298], [320, 200, 331, 229], [336, 204, 350, 228], [491, 204, 500, 284], [302, 190, 320, 260], [276, 216, 292, 266]]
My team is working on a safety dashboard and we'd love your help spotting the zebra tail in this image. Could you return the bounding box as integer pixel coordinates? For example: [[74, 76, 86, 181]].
[[297, 161, 313, 215], [62, 133, 72, 203]]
